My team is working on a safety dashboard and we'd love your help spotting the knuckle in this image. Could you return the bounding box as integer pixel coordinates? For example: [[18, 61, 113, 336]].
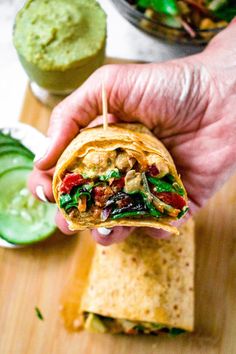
[[48, 103, 65, 135], [95, 64, 122, 83], [51, 104, 63, 123]]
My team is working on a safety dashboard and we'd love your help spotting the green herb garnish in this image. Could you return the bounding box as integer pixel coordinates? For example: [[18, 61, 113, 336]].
[[35, 307, 44, 320]]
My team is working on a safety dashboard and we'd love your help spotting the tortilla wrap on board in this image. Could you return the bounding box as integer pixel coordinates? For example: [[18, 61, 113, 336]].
[[60, 218, 194, 335]]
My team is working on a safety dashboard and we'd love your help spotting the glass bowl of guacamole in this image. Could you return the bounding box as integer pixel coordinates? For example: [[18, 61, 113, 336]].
[[13, 0, 107, 105]]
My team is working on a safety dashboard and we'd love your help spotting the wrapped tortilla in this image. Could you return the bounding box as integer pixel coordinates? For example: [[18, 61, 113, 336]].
[[61, 219, 194, 334], [53, 123, 188, 234]]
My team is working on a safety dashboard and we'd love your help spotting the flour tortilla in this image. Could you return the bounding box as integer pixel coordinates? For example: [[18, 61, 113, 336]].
[[61, 219, 194, 332], [53, 123, 187, 234]]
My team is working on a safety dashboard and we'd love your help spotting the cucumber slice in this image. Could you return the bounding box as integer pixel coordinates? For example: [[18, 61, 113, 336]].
[[0, 130, 34, 157], [0, 167, 56, 245], [0, 211, 56, 245], [0, 142, 24, 148], [0, 133, 23, 146], [0, 151, 33, 175], [0, 145, 34, 159]]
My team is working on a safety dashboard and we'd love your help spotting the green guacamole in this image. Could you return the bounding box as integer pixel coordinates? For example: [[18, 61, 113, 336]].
[[13, 0, 106, 92]]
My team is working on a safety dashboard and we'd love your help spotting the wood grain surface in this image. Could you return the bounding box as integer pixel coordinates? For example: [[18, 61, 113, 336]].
[[1, 58, 236, 354]]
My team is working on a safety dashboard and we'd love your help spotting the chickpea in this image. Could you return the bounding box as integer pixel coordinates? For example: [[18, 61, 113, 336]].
[[82, 150, 117, 176], [116, 151, 135, 171], [147, 154, 169, 178]]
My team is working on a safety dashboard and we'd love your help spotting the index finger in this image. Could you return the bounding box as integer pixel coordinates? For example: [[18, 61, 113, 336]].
[[35, 65, 116, 171]]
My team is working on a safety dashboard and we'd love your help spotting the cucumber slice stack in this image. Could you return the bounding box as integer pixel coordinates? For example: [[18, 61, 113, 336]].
[[0, 129, 56, 246]]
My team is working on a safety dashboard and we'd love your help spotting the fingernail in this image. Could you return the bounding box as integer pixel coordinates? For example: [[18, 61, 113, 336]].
[[34, 137, 51, 162], [97, 227, 112, 236], [35, 185, 48, 202]]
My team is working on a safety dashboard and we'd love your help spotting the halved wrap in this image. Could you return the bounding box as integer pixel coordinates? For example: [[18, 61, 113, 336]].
[[61, 219, 194, 334], [53, 123, 188, 234]]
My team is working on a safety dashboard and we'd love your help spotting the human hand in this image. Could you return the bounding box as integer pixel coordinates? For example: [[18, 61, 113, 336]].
[[28, 21, 236, 245]]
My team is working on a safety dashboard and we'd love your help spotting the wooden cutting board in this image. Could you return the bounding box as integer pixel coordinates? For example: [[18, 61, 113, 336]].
[[1, 58, 236, 354]]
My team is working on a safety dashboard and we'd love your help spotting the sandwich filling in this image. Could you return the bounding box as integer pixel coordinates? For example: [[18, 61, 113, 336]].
[[59, 148, 188, 221], [82, 313, 186, 335]]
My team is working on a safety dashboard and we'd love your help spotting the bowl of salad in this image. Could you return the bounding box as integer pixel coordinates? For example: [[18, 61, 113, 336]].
[[111, 0, 235, 44]]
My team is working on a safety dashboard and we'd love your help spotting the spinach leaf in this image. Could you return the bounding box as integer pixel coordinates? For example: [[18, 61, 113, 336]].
[[60, 185, 92, 211], [60, 194, 72, 208], [140, 192, 162, 217], [82, 183, 94, 192], [177, 206, 189, 219], [148, 177, 173, 192], [148, 176, 184, 196], [64, 199, 78, 211], [164, 173, 175, 183], [148, 203, 162, 217], [172, 182, 185, 196], [99, 168, 121, 181], [141, 173, 163, 217], [75, 189, 91, 201]]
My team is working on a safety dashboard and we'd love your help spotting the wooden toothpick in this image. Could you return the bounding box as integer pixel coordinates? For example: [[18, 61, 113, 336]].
[[102, 82, 108, 130]]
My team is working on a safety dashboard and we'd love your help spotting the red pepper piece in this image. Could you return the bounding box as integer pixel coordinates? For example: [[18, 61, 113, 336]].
[[93, 186, 105, 198], [60, 173, 88, 194], [155, 192, 186, 209], [92, 186, 113, 207], [147, 164, 159, 177], [111, 177, 125, 191]]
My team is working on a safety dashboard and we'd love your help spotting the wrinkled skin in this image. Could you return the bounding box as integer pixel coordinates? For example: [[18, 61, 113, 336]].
[[29, 21, 236, 245]]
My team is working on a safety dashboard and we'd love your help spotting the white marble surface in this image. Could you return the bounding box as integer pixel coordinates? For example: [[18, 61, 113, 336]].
[[0, 0, 203, 126]]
